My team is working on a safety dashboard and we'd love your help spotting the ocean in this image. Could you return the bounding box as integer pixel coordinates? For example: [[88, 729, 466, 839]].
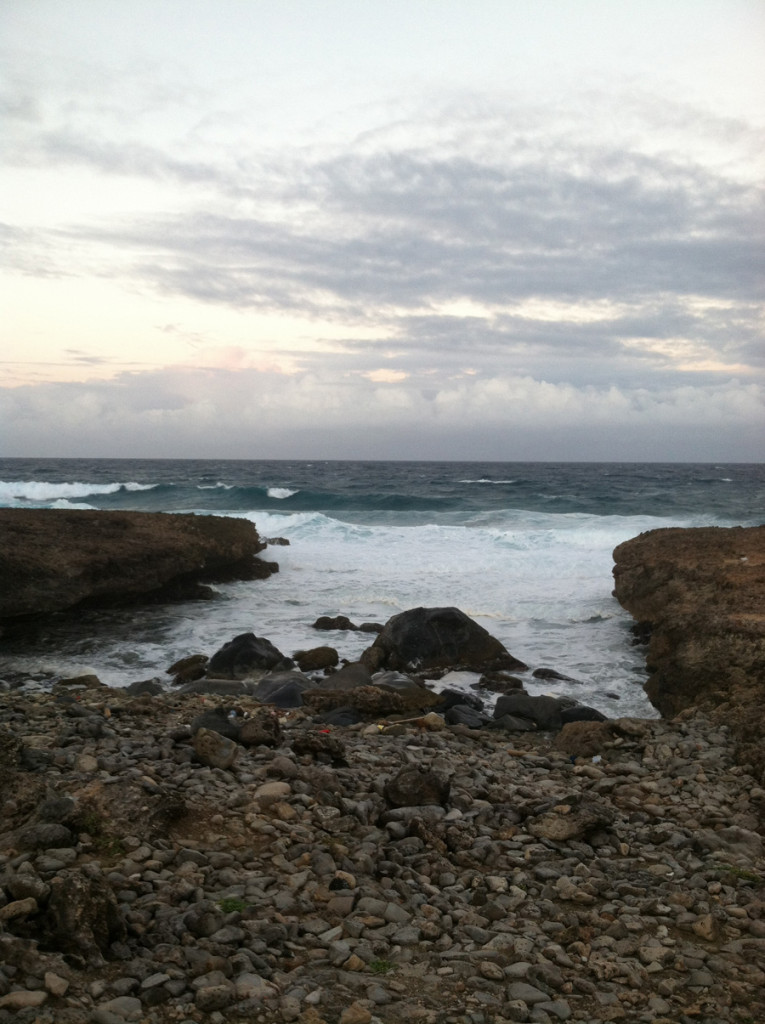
[[1, 459, 763, 717]]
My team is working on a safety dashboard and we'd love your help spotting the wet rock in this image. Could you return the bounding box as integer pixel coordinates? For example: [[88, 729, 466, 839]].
[[294, 647, 340, 672], [361, 606, 528, 674], [313, 615, 359, 631], [208, 632, 293, 677], [167, 653, 209, 684]]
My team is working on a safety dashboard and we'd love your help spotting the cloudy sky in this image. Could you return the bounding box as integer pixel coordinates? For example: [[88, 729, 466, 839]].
[[2, 0, 763, 461]]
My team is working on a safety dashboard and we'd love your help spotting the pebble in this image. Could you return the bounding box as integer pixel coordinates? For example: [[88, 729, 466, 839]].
[[0, 689, 764, 1024]]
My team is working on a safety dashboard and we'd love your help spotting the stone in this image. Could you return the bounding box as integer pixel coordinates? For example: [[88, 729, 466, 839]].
[[339, 1002, 372, 1024], [239, 708, 283, 747], [44, 971, 70, 997], [493, 693, 565, 730], [195, 983, 235, 1011], [360, 605, 528, 674], [90, 995, 143, 1022], [552, 721, 613, 758], [190, 707, 242, 741], [383, 765, 451, 808], [44, 869, 126, 965], [252, 671, 313, 707], [0, 896, 38, 921], [208, 632, 292, 677], [167, 653, 209, 683], [193, 727, 239, 770], [0, 990, 48, 1010], [294, 647, 340, 671], [313, 615, 359, 631], [507, 982, 549, 1004]]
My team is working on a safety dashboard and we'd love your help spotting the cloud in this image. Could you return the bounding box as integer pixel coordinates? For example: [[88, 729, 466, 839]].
[[1, 365, 762, 461], [1, 46, 762, 460]]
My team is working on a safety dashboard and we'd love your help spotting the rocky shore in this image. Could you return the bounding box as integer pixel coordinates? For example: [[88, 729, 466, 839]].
[[1, 521, 764, 1023], [1, 675, 764, 1024], [0, 510, 277, 622], [612, 525, 765, 783]]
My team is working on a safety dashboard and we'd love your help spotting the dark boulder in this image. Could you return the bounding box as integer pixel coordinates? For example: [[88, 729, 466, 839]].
[[313, 707, 365, 727], [190, 707, 242, 741], [290, 730, 347, 765], [167, 654, 209, 684], [239, 709, 282, 747], [294, 646, 339, 672], [313, 615, 359, 631], [361, 606, 527, 675], [475, 671, 525, 694], [444, 704, 492, 729], [560, 704, 607, 724], [383, 765, 451, 808], [493, 693, 565, 731], [124, 679, 164, 697], [434, 688, 485, 712], [490, 713, 538, 732], [251, 670, 313, 708], [208, 632, 293, 678], [532, 667, 581, 683], [44, 869, 127, 966], [322, 661, 373, 690]]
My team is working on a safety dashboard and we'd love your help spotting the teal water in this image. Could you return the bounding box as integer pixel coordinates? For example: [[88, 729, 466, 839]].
[[1, 459, 762, 715]]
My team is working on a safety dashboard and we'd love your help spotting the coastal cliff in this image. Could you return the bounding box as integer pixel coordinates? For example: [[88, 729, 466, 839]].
[[613, 524, 765, 780], [0, 509, 277, 622]]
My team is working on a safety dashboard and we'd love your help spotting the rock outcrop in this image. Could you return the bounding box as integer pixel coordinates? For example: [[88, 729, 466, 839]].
[[613, 524, 765, 780], [360, 606, 528, 675], [0, 509, 277, 622]]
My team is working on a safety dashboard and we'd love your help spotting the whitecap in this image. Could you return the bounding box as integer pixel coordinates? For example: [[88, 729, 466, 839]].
[[267, 487, 299, 500], [0, 479, 155, 505], [50, 499, 98, 510]]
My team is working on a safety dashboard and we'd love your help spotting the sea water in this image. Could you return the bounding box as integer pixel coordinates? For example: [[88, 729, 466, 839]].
[[1, 459, 763, 716]]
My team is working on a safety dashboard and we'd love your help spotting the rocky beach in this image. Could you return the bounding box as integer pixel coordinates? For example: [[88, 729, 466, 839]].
[[0, 513, 764, 1024]]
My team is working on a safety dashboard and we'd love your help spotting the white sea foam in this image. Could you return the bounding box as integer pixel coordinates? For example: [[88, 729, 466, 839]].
[[267, 487, 299, 499], [459, 478, 518, 484], [50, 500, 98, 510], [0, 480, 155, 504]]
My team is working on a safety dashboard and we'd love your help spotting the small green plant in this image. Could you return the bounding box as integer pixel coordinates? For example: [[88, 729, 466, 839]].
[[218, 896, 248, 913], [369, 959, 396, 975], [718, 864, 762, 884], [78, 811, 126, 857]]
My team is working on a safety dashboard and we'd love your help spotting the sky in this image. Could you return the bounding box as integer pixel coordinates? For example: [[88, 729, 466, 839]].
[[1, 0, 764, 461]]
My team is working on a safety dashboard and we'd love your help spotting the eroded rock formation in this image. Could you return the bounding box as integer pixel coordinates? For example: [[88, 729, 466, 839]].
[[613, 524, 765, 780], [0, 509, 277, 622]]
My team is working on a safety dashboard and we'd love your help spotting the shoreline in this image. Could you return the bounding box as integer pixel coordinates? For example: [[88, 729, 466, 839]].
[[1, 520, 764, 1021]]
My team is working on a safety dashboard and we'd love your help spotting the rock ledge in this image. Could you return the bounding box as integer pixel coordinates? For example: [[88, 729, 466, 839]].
[[0, 509, 277, 621], [612, 524, 765, 781]]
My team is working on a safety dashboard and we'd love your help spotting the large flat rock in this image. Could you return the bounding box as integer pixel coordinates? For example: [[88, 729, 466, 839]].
[[612, 525, 765, 780], [0, 509, 277, 621]]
